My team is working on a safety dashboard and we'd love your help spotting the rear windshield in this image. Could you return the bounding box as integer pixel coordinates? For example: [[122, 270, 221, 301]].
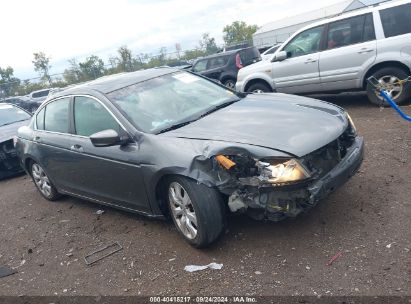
[[239, 47, 261, 66], [32, 90, 49, 98], [0, 104, 31, 127]]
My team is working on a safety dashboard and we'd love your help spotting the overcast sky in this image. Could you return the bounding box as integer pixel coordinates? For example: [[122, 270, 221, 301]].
[[2, 0, 343, 79]]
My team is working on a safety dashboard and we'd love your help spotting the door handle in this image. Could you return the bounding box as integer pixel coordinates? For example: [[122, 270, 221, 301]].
[[304, 59, 317, 64], [70, 144, 84, 153], [358, 48, 374, 54]]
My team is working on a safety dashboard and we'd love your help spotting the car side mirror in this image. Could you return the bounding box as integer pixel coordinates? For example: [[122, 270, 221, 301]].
[[272, 51, 287, 62], [90, 129, 125, 147]]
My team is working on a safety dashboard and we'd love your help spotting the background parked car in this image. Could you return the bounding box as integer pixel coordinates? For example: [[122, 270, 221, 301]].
[[191, 46, 261, 89], [0, 103, 32, 179], [26, 88, 56, 112], [0, 96, 31, 110], [236, 0, 411, 105]]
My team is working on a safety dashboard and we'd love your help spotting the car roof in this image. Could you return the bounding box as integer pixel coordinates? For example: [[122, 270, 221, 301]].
[[194, 46, 257, 62], [52, 67, 179, 97], [295, 0, 407, 32]]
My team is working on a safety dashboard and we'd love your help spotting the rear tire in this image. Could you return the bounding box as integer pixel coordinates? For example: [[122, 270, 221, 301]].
[[247, 82, 272, 93], [30, 161, 61, 201], [366, 67, 411, 106], [166, 176, 225, 248], [223, 78, 236, 89]]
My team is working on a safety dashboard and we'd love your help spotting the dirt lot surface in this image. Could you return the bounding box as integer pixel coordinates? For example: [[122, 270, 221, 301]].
[[0, 93, 410, 298]]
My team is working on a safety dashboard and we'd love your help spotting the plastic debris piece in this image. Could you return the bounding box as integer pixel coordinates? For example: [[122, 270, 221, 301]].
[[84, 242, 122, 266], [326, 251, 343, 266], [0, 266, 16, 278], [95, 210, 105, 215], [386, 243, 393, 249], [184, 262, 223, 272]]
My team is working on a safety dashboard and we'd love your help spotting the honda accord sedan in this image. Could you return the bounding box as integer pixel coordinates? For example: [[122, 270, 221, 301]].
[[17, 68, 364, 247]]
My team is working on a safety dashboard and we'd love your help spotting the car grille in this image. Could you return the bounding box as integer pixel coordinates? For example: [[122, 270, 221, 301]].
[[303, 123, 356, 178]]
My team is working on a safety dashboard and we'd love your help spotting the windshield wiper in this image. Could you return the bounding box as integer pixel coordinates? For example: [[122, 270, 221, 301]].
[[157, 97, 241, 134], [199, 98, 240, 118], [157, 119, 197, 134]]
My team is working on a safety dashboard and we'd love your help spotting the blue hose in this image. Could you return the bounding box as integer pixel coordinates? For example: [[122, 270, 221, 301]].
[[380, 90, 411, 122]]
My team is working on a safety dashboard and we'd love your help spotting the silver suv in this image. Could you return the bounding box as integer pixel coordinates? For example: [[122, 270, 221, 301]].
[[236, 0, 411, 105]]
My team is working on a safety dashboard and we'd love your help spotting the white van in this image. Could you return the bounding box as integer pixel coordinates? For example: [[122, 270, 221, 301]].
[[236, 0, 411, 105]]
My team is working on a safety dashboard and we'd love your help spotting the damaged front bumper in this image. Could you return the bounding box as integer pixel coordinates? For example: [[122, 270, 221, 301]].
[[227, 136, 364, 221]]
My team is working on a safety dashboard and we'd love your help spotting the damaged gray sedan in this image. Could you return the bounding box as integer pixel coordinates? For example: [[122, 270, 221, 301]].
[[17, 68, 364, 247]]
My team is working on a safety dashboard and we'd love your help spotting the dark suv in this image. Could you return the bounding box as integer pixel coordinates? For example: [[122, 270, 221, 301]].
[[191, 47, 261, 88]]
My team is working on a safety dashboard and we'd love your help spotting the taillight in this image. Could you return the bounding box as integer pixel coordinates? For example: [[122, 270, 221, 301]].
[[235, 54, 243, 69]]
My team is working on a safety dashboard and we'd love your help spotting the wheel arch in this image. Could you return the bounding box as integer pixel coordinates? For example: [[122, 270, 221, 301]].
[[153, 173, 204, 217], [362, 61, 411, 89], [244, 78, 274, 92]]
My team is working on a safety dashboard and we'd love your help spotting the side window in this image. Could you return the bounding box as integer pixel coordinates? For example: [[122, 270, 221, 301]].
[[208, 57, 227, 69], [36, 107, 45, 130], [327, 14, 373, 50], [74, 96, 120, 137], [380, 3, 411, 38], [44, 98, 70, 133], [192, 60, 208, 72], [283, 26, 325, 58]]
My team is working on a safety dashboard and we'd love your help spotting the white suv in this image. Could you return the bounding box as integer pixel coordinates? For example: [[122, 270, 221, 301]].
[[236, 0, 411, 105]]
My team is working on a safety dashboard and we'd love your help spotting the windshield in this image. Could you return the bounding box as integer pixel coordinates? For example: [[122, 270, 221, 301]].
[[0, 104, 31, 127], [107, 72, 239, 133]]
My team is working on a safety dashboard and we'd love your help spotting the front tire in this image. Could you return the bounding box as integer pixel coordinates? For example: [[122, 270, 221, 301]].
[[247, 82, 272, 93], [167, 176, 225, 248], [366, 67, 411, 106], [30, 162, 61, 201]]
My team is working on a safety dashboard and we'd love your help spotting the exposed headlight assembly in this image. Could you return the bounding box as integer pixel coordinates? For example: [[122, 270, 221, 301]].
[[258, 159, 311, 184], [215, 155, 311, 186]]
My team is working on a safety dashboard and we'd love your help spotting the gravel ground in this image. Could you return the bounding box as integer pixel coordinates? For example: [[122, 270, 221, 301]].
[[0, 93, 410, 298]]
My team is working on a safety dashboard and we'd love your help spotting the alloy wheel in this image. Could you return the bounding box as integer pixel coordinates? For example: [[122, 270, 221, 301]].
[[375, 75, 403, 101], [32, 163, 52, 197], [168, 181, 198, 239], [225, 80, 235, 89]]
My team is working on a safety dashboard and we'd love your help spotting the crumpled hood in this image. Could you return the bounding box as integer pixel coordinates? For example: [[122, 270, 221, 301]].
[[161, 93, 348, 157], [0, 120, 31, 142]]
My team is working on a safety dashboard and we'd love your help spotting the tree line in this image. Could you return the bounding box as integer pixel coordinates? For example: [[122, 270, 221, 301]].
[[0, 21, 258, 98]]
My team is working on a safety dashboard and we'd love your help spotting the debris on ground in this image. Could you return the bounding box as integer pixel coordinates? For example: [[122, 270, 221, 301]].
[[95, 210, 105, 215], [84, 242, 123, 266], [184, 262, 223, 272], [326, 251, 343, 266], [0, 266, 17, 278]]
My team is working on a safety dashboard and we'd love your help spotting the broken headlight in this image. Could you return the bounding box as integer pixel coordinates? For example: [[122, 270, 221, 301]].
[[258, 159, 311, 184]]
